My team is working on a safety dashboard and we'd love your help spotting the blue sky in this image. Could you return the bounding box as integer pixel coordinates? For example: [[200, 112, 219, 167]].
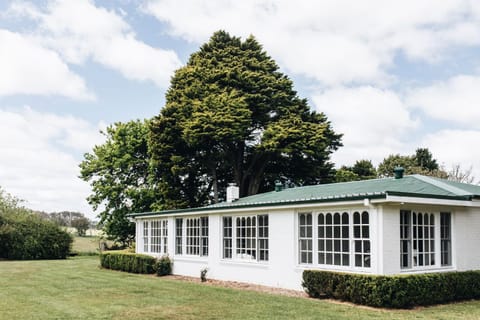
[[1, 0, 479, 218]]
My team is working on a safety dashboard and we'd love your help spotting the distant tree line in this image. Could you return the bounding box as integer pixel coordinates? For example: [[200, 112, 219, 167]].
[[334, 148, 476, 183]]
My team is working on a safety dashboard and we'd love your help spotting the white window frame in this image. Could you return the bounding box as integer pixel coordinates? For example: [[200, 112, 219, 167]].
[[142, 219, 168, 255], [297, 209, 371, 271], [175, 216, 209, 257], [400, 209, 453, 271], [221, 214, 269, 263]]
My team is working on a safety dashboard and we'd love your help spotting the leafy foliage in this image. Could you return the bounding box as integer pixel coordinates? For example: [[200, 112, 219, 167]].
[[149, 30, 342, 208], [71, 216, 90, 236], [303, 269, 480, 309], [156, 255, 172, 276], [0, 187, 72, 260], [100, 251, 158, 274], [80, 120, 155, 245]]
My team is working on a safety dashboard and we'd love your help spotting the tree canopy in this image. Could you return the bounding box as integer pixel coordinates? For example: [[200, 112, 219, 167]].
[[149, 30, 342, 209], [79, 120, 154, 244]]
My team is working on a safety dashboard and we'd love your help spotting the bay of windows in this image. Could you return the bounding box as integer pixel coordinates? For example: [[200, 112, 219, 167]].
[[299, 210, 370, 269], [142, 219, 168, 254], [222, 214, 269, 262], [400, 210, 452, 269], [175, 216, 209, 257]]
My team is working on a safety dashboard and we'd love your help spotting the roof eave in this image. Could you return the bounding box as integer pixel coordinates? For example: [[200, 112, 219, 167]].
[[128, 193, 387, 218]]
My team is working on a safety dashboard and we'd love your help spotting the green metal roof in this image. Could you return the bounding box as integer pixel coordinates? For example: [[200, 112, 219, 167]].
[[129, 175, 480, 217]]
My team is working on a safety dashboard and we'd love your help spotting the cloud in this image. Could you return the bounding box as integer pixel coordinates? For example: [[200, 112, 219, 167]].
[[406, 75, 480, 128], [312, 86, 418, 166], [421, 129, 480, 181], [10, 0, 182, 88], [0, 107, 105, 218], [0, 29, 94, 100], [144, 0, 480, 86]]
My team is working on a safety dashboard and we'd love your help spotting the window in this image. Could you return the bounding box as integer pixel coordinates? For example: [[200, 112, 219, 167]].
[[175, 218, 183, 255], [142, 219, 167, 254], [400, 210, 411, 268], [400, 210, 437, 269], [178, 217, 208, 257], [236, 216, 257, 259], [441, 212, 452, 266], [201, 216, 209, 256], [151, 220, 161, 253], [258, 215, 269, 261], [162, 220, 168, 254], [299, 213, 313, 264], [143, 221, 149, 252], [298, 210, 370, 269], [353, 211, 370, 268], [222, 214, 269, 262], [318, 212, 349, 266], [223, 217, 233, 258]]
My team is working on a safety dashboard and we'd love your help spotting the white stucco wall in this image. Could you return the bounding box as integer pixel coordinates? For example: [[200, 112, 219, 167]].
[[134, 201, 480, 290], [454, 207, 480, 271]]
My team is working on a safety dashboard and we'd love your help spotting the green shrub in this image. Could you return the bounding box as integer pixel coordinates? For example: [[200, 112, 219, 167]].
[[100, 251, 157, 274], [156, 255, 172, 276], [302, 270, 480, 308], [0, 211, 72, 260]]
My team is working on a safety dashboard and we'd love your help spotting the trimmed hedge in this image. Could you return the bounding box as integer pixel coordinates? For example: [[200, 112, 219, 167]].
[[303, 270, 480, 308], [100, 251, 157, 274]]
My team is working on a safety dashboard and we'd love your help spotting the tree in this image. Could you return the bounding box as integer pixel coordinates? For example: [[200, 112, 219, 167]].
[[71, 217, 90, 236], [377, 154, 416, 177], [149, 31, 342, 208], [335, 167, 359, 182], [79, 120, 155, 245], [414, 148, 439, 171], [447, 164, 475, 184], [352, 160, 376, 180]]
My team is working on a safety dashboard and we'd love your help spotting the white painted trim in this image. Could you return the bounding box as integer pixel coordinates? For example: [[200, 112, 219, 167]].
[[384, 195, 476, 207]]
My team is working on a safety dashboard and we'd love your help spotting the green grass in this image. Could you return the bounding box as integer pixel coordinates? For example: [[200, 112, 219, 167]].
[[1, 257, 479, 320], [72, 236, 100, 254]]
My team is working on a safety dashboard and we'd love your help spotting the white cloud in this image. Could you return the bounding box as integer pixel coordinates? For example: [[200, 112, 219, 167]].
[[10, 0, 181, 88], [0, 107, 105, 219], [313, 86, 418, 166], [421, 129, 480, 181], [144, 0, 480, 86], [406, 75, 480, 128], [0, 29, 94, 100]]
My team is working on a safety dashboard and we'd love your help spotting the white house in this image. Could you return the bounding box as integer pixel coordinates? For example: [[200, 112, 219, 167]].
[[129, 169, 480, 290]]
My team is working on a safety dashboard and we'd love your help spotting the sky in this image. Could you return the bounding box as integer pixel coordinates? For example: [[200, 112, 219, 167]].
[[1, 0, 479, 219]]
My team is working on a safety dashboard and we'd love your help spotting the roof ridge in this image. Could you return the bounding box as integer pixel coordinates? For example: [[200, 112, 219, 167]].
[[412, 174, 471, 196]]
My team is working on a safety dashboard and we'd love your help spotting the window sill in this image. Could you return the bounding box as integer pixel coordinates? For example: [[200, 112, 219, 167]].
[[220, 259, 269, 268], [295, 264, 372, 273], [173, 255, 209, 263]]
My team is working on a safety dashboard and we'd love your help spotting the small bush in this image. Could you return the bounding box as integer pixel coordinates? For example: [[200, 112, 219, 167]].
[[100, 251, 157, 274], [303, 270, 480, 308], [156, 255, 172, 276], [200, 267, 208, 282]]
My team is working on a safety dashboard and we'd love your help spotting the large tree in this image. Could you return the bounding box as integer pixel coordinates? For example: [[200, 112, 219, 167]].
[[149, 31, 342, 208], [80, 120, 155, 244]]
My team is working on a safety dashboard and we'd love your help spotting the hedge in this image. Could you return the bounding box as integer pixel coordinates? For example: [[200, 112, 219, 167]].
[[303, 270, 480, 308], [100, 251, 158, 274], [0, 212, 72, 260]]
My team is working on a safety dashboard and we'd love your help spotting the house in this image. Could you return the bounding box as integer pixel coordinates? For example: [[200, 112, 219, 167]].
[[129, 168, 480, 290]]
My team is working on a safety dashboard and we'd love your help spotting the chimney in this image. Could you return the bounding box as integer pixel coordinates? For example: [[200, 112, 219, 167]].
[[394, 166, 405, 179], [226, 183, 239, 203], [274, 180, 283, 192]]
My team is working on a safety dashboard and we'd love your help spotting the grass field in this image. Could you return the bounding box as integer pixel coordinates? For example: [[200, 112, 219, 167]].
[[72, 236, 100, 253], [1, 256, 480, 320]]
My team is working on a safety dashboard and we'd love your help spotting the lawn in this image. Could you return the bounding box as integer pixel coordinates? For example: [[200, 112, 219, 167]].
[[1, 257, 479, 320], [72, 236, 100, 253]]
